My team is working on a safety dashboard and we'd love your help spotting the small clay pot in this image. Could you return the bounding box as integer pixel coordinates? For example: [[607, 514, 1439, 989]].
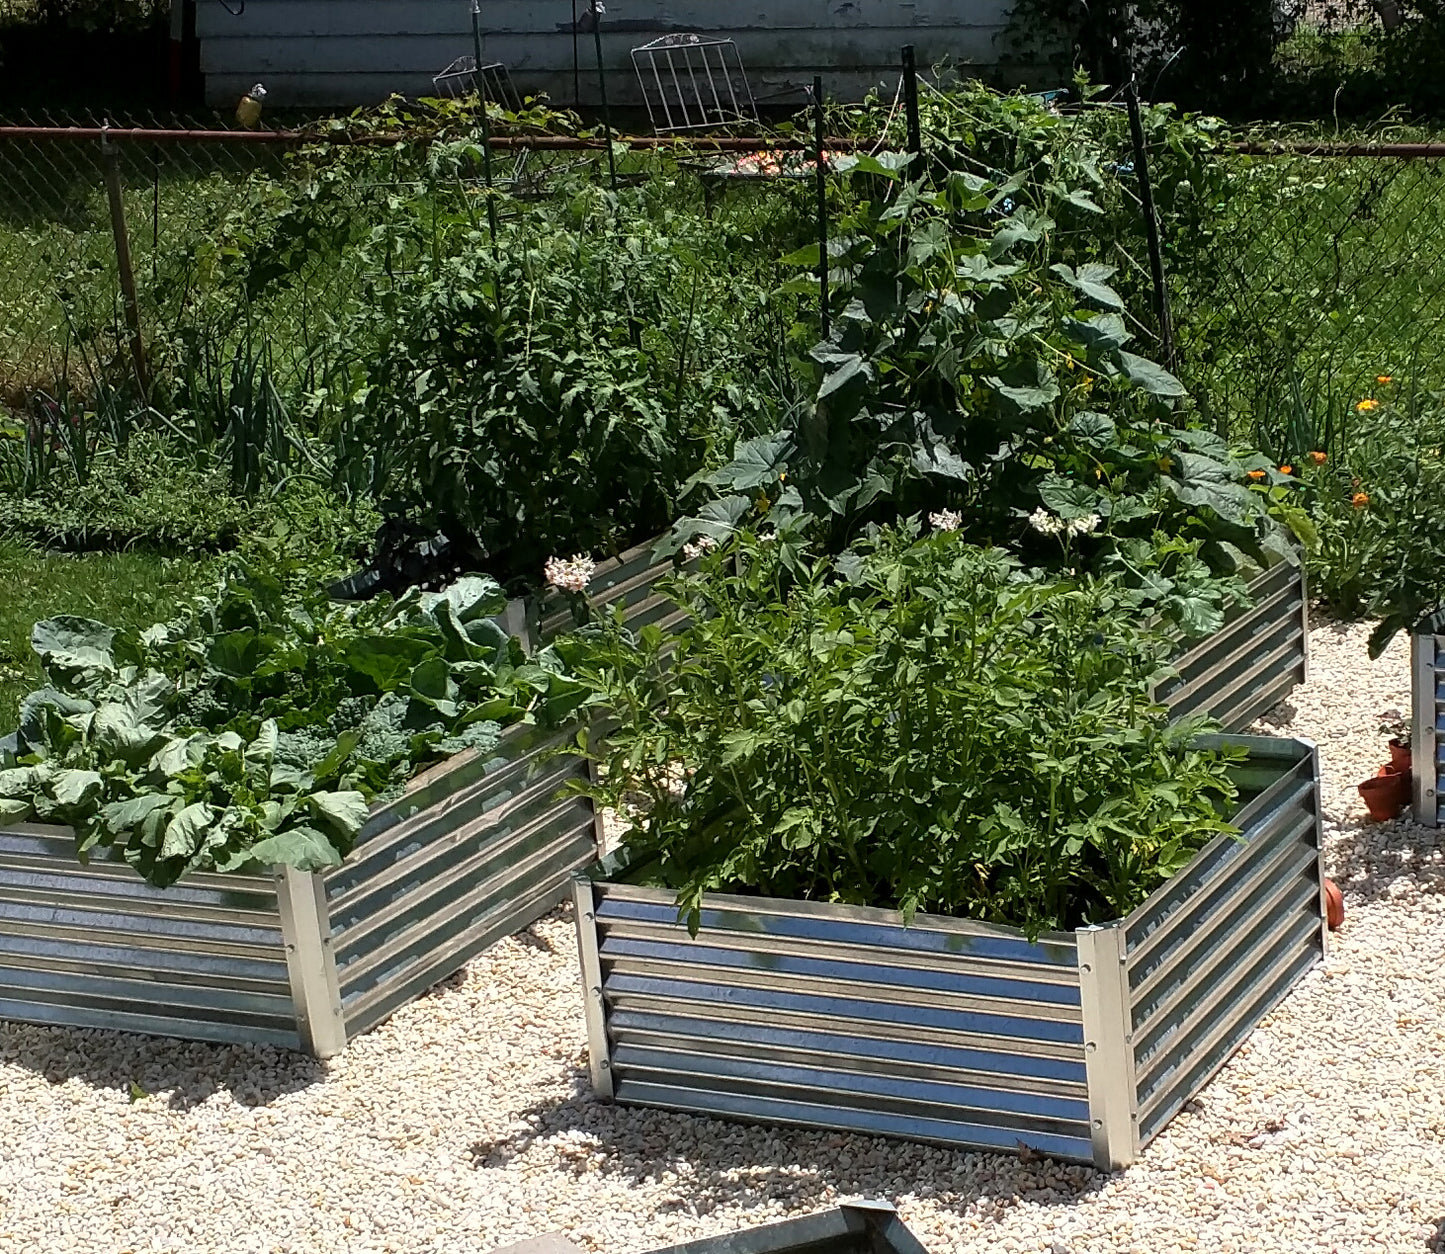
[[1358, 768, 1408, 822], [1388, 739, 1412, 774], [1322, 877, 1344, 930]]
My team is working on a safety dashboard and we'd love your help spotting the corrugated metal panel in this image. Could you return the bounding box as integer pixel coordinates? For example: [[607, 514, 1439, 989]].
[[1125, 736, 1324, 1145], [1413, 632, 1442, 824], [534, 537, 686, 645], [0, 823, 299, 1048], [1155, 562, 1309, 731], [196, 0, 1014, 109], [587, 885, 1095, 1162], [327, 724, 597, 1038]]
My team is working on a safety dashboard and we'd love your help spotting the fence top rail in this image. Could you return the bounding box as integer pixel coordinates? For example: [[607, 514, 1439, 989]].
[[0, 126, 869, 153], [2, 125, 1441, 161], [1231, 141, 1445, 159]]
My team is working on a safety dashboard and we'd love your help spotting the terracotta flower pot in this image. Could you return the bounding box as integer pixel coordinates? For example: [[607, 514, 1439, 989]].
[[1388, 739, 1412, 774], [1322, 877, 1345, 930], [1358, 768, 1408, 822]]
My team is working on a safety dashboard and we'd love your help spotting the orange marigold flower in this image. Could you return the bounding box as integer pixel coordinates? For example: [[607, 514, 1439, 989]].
[[1279, 465, 1293, 476], [1351, 492, 1370, 509], [1247, 469, 1266, 480], [1356, 398, 1380, 413], [1376, 375, 1393, 384], [1309, 450, 1327, 465]]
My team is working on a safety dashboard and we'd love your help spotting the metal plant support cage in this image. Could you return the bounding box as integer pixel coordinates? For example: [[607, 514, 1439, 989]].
[[433, 55, 522, 112], [574, 735, 1327, 1169], [632, 34, 758, 134]]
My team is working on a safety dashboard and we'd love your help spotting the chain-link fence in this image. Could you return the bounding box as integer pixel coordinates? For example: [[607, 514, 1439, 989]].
[[1165, 143, 1445, 454], [0, 109, 294, 403], [3, 104, 1443, 466], [0, 108, 813, 412]]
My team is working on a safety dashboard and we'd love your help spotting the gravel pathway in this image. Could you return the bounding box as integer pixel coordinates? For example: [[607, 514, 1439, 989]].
[[2, 617, 1443, 1254]]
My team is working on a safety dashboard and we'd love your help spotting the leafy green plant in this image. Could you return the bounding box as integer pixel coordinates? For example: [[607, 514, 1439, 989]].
[[0, 431, 377, 565], [1294, 377, 1445, 654], [0, 537, 206, 730], [0, 568, 588, 886], [326, 183, 784, 590], [569, 526, 1243, 937], [670, 150, 1294, 635]]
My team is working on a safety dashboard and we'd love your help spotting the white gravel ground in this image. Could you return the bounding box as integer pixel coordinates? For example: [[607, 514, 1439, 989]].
[[2, 616, 1443, 1254]]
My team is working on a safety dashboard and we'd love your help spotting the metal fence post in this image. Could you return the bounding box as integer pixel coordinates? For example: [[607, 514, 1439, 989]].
[[470, 0, 500, 255], [901, 45, 922, 159], [1076, 920, 1139, 1170], [572, 874, 615, 1097], [99, 125, 149, 400], [275, 865, 347, 1058], [589, 0, 619, 193], [1122, 78, 1177, 376], [814, 76, 830, 341]]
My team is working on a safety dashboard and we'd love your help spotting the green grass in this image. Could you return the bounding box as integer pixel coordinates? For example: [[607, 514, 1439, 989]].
[[0, 539, 210, 730]]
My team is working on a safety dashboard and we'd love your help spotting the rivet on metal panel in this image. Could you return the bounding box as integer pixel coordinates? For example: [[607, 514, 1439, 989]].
[[1080, 963, 1092, 974], [1085, 1041, 1097, 1053]]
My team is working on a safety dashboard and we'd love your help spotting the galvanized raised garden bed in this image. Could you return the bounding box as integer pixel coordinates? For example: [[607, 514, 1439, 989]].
[[1155, 560, 1309, 730], [0, 723, 597, 1056], [573, 735, 1325, 1169], [1411, 622, 1444, 824]]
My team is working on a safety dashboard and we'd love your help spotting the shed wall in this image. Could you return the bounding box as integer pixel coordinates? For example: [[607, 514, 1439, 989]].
[[196, 0, 1015, 109]]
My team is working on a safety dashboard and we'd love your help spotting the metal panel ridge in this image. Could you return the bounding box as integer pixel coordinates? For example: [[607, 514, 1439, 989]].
[[358, 722, 577, 845], [1123, 736, 1313, 953], [593, 881, 1080, 955], [1125, 737, 1324, 1148]]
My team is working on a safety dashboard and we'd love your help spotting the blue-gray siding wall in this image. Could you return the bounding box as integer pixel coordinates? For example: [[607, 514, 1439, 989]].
[[197, 0, 1014, 109]]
